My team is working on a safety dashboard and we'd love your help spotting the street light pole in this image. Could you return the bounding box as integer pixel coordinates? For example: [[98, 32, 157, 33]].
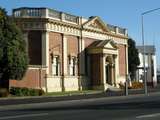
[[141, 7, 160, 95], [141, 14, 147, 95]]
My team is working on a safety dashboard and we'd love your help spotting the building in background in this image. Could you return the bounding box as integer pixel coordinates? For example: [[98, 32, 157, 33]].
[[156, 65, 160, 83], [136, 45, 157, 87], [10, 7, 128, 92]]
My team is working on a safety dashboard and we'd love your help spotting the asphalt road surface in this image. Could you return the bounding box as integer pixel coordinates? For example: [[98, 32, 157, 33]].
[[0, 93, 160, 120]]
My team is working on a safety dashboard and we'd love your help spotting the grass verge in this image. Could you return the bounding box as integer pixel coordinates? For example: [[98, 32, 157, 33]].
[[45, 90, 102, 96]]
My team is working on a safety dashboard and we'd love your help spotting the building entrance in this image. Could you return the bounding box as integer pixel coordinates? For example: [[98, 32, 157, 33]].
[[105, 64, 110, 84]]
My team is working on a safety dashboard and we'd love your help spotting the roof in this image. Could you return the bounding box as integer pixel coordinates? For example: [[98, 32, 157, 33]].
[[136, 45, 156, 54], [88, 39, 117, 49], [12, 7, 127, 36]]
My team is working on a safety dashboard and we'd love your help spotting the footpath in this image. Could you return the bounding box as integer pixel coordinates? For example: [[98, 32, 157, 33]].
[[0, 84, 160, 106]]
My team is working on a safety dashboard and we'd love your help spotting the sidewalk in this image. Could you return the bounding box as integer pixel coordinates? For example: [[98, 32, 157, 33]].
[[0, 85, 160, 106]]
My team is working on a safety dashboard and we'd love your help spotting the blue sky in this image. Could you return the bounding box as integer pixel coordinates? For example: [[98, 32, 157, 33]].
[[0, 0, 160, 66]]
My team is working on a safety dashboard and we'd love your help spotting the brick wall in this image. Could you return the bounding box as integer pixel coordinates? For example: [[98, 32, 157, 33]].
[[10, 68, 46, 89], [118, 44, 126, 76], [84, 37, 96, 48], [67, 35, 79, 55], [84, 37, 98, 77], [49, 32, 63, 75], [67, 35, 79, 75], [90, 54, 101, 86]]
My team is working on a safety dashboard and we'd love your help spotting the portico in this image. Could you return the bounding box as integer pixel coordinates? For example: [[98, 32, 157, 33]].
[[87, 39, 119, 90]]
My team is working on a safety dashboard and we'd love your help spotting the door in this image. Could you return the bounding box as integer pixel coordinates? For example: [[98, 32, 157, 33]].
[[105, 64, 110, 84]]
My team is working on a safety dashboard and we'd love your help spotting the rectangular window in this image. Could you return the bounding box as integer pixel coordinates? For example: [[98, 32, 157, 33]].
[[145, 54, 148, 65], [69, 56, 76, 76], [52, 56, 59, 76]]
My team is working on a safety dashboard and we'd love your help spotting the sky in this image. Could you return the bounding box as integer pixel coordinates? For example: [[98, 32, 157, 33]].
[[0, 0, 160, 67]]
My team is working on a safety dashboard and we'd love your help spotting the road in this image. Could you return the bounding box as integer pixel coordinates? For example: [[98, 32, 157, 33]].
[[0, 93, 160, 120]]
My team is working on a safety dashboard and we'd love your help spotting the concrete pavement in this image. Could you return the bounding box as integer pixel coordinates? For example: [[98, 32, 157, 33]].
[[0, 84, 160, 107], [0, 92, 160, 120]]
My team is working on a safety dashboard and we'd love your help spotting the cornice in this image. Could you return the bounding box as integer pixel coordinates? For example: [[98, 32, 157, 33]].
[[14, 17, 128, 40]]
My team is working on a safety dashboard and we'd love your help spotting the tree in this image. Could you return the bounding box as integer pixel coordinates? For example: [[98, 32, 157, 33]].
[[128, 38, 140, 80], [0, 8, 28, 89]]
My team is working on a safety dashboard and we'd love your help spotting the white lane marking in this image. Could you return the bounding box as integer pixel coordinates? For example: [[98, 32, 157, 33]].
[[0, 113, 49, 119], [136, 113, 160, 119]]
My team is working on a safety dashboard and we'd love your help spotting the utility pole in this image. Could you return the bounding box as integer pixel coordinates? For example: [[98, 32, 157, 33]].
[[141, 7, 160, 95]]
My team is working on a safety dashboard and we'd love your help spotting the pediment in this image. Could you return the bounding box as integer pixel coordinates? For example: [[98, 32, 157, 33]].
[[87, 39, 117, 49], [87, 39, 118, 54], [104, 40, 117, 49], [83, 16, 109, 32], [105, 42, 114, 49]]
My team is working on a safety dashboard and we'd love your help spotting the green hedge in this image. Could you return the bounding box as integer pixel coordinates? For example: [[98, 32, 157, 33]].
[[10, 87, 45, 96]]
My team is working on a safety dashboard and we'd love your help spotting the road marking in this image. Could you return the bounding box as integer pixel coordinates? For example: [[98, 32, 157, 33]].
[[136, 113, 160, 119], [0, 113, 49, 119]]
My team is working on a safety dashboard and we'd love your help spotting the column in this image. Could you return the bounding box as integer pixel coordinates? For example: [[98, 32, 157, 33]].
[[42, 31, 49, 74], [102, 55, 106, 85], [115, 54, 119, 86], [110, 63, 115, 85], [113, 55, 117, 86], [100, 54, 106, 90]]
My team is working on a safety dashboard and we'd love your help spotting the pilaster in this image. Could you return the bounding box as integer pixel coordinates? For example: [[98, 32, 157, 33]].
[[78, 37, 85, 90], [62, 34, 68, 75], [79, 38, 85, 76], [42, 31, 49, 74], [125, 45, 129, 75]]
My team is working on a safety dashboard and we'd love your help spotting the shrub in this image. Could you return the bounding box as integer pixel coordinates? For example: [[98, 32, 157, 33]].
[[0, 88, 9, 97], [37, 89, 45, 96], [131, 81, 144, 89], [119, 81, 144, 89], [10, 87, 45, 96]]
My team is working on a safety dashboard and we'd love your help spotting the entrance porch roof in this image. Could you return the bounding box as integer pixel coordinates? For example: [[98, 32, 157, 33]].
[[87, 39, 118, 55]]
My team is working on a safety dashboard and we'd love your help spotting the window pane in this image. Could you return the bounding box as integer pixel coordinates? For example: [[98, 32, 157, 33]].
[[69, 57, 76, 76], [52, 56, 59, 76]]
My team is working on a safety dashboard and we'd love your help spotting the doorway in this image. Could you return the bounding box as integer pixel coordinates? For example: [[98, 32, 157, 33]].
[[105, 64, 111, 84]]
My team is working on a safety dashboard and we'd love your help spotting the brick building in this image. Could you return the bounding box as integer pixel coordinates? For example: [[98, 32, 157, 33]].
[[10, 7, 128, 92]]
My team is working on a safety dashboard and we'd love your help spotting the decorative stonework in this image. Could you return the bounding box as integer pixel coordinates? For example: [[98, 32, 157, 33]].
[[88, 20, 104, 31], [22, 22, 45, 30], [20, 18, 128, 46], [47, 22, 81, 36]]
